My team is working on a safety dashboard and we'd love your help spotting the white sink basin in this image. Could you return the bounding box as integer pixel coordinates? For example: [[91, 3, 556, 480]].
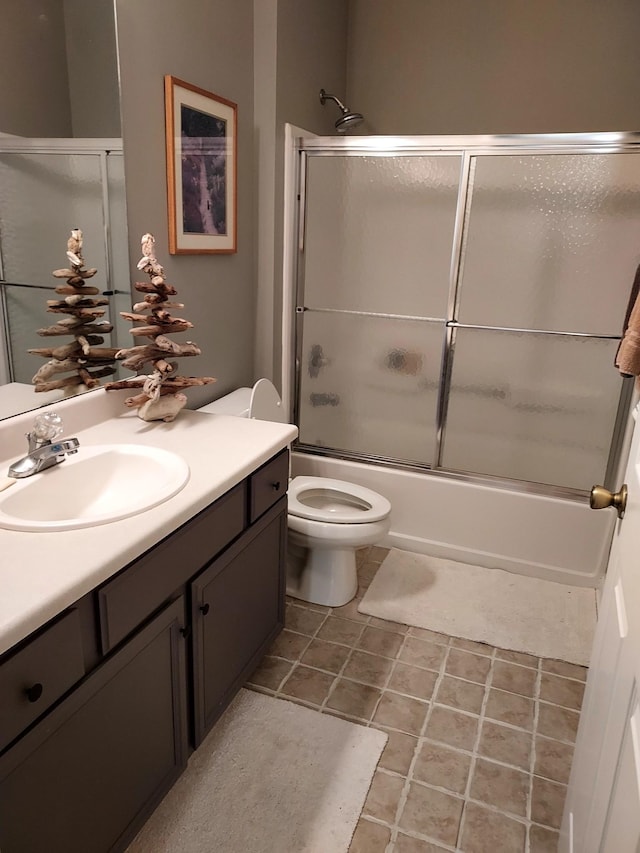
[[0, 444, 190, 532]]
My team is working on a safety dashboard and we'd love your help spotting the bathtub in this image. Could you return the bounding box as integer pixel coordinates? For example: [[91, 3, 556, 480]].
[[292, 451, 615, 588]]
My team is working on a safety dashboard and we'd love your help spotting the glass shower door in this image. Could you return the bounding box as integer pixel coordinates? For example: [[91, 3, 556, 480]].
[[297, 152, 463, 465], [442, 152, 638, 491]]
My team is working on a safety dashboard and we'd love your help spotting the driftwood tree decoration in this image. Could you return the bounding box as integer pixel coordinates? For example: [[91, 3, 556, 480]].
[[28, 229, 118, 394], [105, 233, 215, 422]]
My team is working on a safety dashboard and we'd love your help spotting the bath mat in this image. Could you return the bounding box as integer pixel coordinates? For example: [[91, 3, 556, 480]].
[[126, 689, 387, 853], [358, 549, 596, 665]]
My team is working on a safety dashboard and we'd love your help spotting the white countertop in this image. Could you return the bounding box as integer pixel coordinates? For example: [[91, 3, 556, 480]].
[[0, 395, 297, 657]]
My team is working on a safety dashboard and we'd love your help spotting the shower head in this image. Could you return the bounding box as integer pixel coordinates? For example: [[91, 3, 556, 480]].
[[319, 88, 364, 134]]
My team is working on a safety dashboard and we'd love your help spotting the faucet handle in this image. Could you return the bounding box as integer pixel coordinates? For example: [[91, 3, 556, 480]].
[[32, 412, 64, 443]]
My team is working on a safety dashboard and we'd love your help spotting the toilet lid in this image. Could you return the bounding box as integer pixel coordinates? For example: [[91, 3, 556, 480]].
[[288, 476, 391, 524]]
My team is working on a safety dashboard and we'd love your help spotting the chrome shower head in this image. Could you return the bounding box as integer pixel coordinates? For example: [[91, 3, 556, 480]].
[[319, 88, 364, 134]]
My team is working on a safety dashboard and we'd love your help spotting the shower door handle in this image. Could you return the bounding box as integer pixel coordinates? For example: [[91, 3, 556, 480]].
[[590, 484, 628, 519]]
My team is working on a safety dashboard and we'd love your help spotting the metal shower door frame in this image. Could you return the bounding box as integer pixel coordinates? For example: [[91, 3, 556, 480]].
[[292, 132, 640, 500]]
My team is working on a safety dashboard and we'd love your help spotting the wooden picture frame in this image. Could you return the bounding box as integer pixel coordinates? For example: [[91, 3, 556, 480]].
[[164, 75, 237, 254]]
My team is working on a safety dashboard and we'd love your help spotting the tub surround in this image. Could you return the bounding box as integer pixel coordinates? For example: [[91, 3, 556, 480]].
[[0, 389, 297, 656]]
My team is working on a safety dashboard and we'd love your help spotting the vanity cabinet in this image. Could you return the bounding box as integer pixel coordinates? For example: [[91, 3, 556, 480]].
[[192, 499, 286, 744], [0, 448, 289, 853], [0, 599, 188, 853]]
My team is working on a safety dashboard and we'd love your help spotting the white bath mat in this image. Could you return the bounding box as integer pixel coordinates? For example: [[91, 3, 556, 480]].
[[359, 549, 596, 665], [126, 689, 387, 853]]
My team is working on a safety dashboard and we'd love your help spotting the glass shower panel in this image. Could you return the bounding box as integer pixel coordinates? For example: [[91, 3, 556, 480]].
[[3, 285, 55, 385], [298, 310, 444, 464], [303, 154, 462, 317], [0, 152, 107, 289], [442, 328, 623, 490], [457, 153, 640, 335]]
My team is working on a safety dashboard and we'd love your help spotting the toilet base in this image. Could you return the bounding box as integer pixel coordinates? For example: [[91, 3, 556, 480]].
[[286, 538, 358, 608]]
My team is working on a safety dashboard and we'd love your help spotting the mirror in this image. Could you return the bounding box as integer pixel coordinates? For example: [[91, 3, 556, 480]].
[[0, 0, 130, 419]]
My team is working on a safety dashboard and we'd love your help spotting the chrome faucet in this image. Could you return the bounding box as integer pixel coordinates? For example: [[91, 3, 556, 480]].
[[8, 412, 80, 479]]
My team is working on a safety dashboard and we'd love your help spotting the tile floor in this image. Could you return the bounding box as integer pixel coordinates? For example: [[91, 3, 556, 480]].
[[247, 546, 587, 853]]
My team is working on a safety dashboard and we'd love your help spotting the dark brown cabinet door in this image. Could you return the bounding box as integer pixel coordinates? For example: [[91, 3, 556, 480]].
[[191, 498, 286, 745], [0, 598, 188, 853]]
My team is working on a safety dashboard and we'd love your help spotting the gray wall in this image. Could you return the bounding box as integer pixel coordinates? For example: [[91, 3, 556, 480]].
[[253, 0, 348, 389], [0, 0, 72, 137], [346, 0, 640, 134], [64, 0, 121, 138], [115, 0, 255, 406]]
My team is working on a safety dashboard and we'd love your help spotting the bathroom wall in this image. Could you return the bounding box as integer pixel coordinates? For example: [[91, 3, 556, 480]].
[[255, 0, 640, 390], [254, 0, 349, 386], [346, 0, 640, 134], [0, 1, 73, 137], [115, 0, 256, 405]]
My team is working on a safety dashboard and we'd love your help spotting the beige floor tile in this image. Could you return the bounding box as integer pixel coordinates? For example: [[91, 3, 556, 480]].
[[435, 676, 485, 715], [478, 720, 532, 770], [424, 706, 479, 751], [387, 662, 438, 700], [407, 626, 450, 646], [287, 596, 331, 614], [534, 736, 574, 784], [358, 625, 405, 658], [536, 702, 580, 743], [268, 629, 311, 661], [541, 659, 588, 682], [246, 656, 293, 690], [394, 833, 450, 852], [325, 678, 382, 719], [331, 597, 370, 623], [348, 818, 391, 852], [369, 615, 409, 634], [491, 661, 537, 697], [284, 604, 326, 636], [362, 770, 405, 823], [446, 649, 492, 684], [369, 545, 390, 563], [399, 637, 447, 670], [279, 664, 334, 705], [450, 637, 494, 657], [316, 615, 365, 646], [539, 672, 585, 711], [399, 782, 464, 846], [496, 648, 539, 669], [343, 650, 394, 687], [373, 692, 430, 735], [469, 758, 530, 817], [413, 740, 472, 794], [459, 802, 527, 853], [358, 560, 382, 581], [529, 823, 560, 852], [377, 728, 419, 776], [299, 638, 351, 673], [530, 777, 567, 830], [485, 688, 535, 730]]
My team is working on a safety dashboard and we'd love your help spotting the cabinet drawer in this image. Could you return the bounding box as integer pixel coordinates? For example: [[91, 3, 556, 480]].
[[249, 448, 289, 522], [98, 482, 246, 653], [0, 609, 85, 754]]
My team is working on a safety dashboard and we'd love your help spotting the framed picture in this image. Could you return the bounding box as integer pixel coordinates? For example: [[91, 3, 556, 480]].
[[164, 75, 237, 254]]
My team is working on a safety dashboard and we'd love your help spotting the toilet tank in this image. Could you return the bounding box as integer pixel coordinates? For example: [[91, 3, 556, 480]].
[[198, 387, 251, 417], [198, 379, 286, 423]]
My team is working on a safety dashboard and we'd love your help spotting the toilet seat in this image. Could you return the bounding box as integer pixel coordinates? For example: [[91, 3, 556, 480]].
[[288, 476, 391, 524]]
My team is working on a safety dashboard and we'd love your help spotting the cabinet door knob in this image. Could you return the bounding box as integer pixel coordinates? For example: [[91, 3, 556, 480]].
[[180, 625, 191, 639], [25, 683, 44, 703], [200, 603, 210, 616], [271, 481, 281, 491]]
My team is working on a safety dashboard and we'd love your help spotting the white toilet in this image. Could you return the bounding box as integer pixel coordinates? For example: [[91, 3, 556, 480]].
[[198, 379, 391, 607]]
